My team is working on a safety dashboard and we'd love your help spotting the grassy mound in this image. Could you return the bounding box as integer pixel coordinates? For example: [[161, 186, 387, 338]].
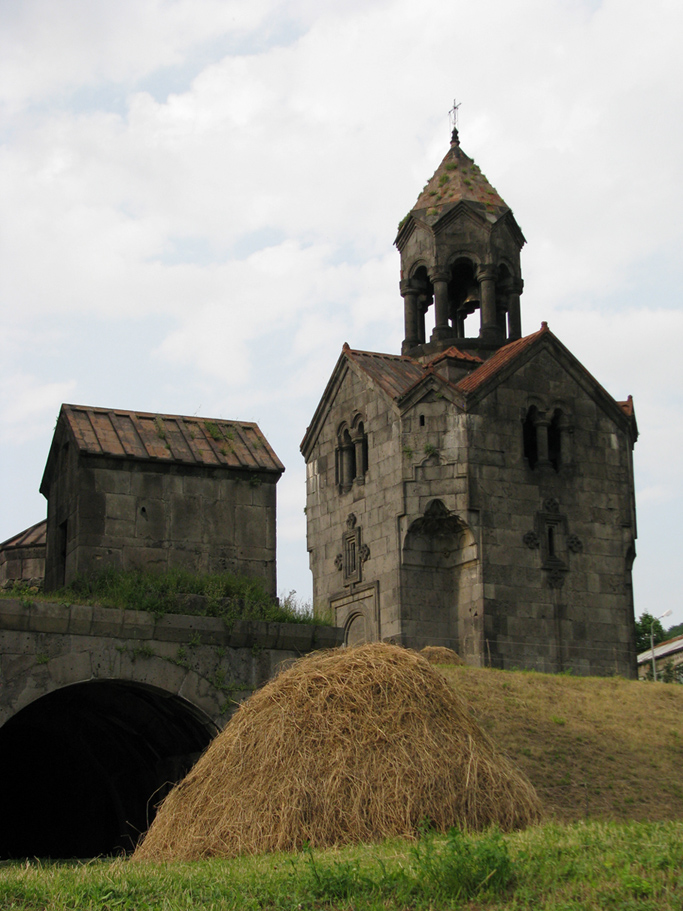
[[134, 643, 541, 861], [438, 664, 683, 822]]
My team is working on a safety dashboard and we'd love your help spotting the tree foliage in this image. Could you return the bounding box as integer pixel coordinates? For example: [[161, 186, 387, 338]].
[[634, 612, 667, 655]]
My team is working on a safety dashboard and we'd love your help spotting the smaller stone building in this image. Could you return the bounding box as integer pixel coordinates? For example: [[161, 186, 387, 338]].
[[0, 520, 46, 588], [40, 405, 284, 593]]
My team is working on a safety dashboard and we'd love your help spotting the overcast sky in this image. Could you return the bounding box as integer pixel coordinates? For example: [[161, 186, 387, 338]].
[[1, 0, 682, 627]]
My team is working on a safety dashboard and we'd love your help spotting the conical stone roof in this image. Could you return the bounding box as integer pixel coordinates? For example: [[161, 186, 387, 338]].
[[411, 129, 509, 222]]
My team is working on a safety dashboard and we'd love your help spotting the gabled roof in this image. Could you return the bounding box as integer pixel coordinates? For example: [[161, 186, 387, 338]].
[[302, 324, 637, 457], [425, 346, 484, 368], [301, 345, 426, 457], [456, 325, 549, 394], [343, 346, 425, 399], [41, 405, 283, 493], [455, 322, 637, 435], [0, 519, 47, 551]]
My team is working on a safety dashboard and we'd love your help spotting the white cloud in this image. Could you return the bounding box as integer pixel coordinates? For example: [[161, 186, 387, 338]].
[[0, 375, 76, 444], [1, 0, 682, 620]]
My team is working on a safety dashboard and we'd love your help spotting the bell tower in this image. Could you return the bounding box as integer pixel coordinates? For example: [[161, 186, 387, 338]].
[[395, 127, 526, 360]]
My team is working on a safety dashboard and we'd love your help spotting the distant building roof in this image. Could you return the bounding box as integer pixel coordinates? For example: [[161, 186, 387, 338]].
[[0, 519, 47, 551], [637, 634, 683, 664], [41, 405, 284, 494]]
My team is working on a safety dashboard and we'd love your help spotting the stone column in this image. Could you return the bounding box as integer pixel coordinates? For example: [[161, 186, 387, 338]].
[[507, 277, 523, 340], [477, 264, 503, 343], [400, 280, 419, 354], [341, 437, 354, 488], [352, 431, 366, 480], [535, 414, 550, 467], [429, 270, 451, 342]]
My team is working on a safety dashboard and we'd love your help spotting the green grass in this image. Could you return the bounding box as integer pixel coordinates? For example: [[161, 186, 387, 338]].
[[1, 569, 323, 626], [1, 821, 681, 910]]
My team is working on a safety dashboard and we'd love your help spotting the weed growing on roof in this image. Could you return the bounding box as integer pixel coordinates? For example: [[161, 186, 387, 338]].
[[204, 421, 222, 441], [153, 416, 166, 440], [439, 174, 450, 186]]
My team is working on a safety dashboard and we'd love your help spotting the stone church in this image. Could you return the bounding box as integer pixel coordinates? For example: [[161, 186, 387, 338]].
[[301, 127, 638, 677]]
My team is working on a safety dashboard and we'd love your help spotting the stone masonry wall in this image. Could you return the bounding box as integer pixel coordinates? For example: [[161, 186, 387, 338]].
[[0, 598, 343, 729], [45, 451, 278, 594], [470, 349, 637, 676], [306, 364, 405, 641]]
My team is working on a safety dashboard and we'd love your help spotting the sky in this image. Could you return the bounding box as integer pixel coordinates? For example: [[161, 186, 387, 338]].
[[1, 0, 682, 627]]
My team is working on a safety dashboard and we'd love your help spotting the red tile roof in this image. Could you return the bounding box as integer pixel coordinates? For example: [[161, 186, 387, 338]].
[[425, 346, 484, 367], [618, 396, 634, 417], [58, 405, 284, 473], [344, 346, 426, 400], [456, 324, 549, 394], [0, 519, 47, 551]]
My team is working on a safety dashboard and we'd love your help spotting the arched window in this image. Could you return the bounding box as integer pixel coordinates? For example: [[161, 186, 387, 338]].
[[336, 417, 368, 493]]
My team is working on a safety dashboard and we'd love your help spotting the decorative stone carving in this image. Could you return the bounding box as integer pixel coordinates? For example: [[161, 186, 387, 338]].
[[523, 531, 540, 549], [346, 513, 357, 529], [334, 553, 343, 571], [568, 534, 583, 554], [543, 497, 560, 514], [359, 544, 370, 563], [547, 569, 566, 589]]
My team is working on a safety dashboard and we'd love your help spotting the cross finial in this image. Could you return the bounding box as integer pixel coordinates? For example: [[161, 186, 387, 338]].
[[449, 99, 461, 146]]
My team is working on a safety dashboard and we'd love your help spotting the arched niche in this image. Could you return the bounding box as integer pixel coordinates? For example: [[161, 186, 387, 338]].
[[400, 500, 477, 652]]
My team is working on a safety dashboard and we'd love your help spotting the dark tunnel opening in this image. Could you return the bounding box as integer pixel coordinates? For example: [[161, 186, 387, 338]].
[[0, 680, 217, 859]]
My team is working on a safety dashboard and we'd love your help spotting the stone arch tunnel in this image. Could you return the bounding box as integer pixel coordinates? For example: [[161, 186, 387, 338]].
[[0, 680, 216, 858], [0, 598, 342, 859]]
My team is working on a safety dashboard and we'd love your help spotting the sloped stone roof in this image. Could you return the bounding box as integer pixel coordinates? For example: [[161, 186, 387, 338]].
[[0, 519, 46, 551], [48, 405, 284, 474], [411, 134, 509, 221]]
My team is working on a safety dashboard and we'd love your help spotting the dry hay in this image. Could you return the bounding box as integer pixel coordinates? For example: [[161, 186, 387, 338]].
[[134, 642, 542, 861], [420, 646, 464, 665]]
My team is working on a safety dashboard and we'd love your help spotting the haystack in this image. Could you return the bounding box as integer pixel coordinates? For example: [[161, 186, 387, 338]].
[[420, 645, 464, 665], [134, 643, 541, 861]]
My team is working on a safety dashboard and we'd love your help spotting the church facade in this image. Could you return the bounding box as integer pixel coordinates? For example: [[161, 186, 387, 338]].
[[301, 128, 638, 677]]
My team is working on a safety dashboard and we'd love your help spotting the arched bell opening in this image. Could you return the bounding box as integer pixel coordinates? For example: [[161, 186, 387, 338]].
[[413, 265, 434, 344], [448, 258, 480, 339], [0, 680, 216, 859]]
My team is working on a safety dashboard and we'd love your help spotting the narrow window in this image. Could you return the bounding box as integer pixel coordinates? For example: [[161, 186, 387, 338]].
[[548, 409, 562, 472], [523, 407, 538, 469], [547, 525, 555, 558]]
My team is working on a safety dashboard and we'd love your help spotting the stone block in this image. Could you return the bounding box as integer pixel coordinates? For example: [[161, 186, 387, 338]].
[[273, 623, 315, 652], [131, 471, 165, 499], [135, 498, 166, 539], [68, 604, 93, 635], [91, 605, 125, 637], [0, 599, 30, 631], [49, 650, 93, 687], [122, 609, 155, 640], [29, 602, 70, 634]]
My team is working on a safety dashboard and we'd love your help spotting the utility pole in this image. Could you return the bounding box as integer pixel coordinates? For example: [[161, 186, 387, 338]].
[[651, 609, 672, 681]]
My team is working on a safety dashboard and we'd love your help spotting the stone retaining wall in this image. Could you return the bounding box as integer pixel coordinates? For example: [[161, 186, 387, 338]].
[[0, 598, 344, 728]]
